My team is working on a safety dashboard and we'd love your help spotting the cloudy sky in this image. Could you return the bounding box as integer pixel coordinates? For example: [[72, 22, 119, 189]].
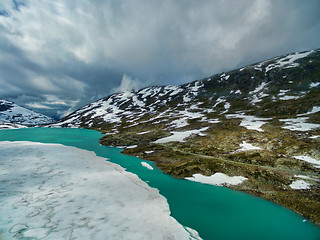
[[0, 0, 319, 119]]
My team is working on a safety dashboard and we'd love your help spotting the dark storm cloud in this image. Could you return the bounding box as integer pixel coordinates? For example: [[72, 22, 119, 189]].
[[0, 0, 319, 118]]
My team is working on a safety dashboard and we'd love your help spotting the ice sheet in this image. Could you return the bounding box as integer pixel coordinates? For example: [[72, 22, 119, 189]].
[[0, 141, 193, 240]]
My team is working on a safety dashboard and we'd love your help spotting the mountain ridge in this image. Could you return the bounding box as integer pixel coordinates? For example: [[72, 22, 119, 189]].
[[54, 49, 320, 129], [0, 99, 54, 127]]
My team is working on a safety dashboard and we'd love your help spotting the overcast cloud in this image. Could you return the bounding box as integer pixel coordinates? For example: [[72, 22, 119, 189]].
[[0, 0, 319, 118]]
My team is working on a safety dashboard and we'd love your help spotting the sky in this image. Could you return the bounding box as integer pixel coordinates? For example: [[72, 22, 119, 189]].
[[0, 0, 319, 119]]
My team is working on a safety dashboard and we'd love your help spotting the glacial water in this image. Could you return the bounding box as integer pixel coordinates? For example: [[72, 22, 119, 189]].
[[0, 127, 319, 240]]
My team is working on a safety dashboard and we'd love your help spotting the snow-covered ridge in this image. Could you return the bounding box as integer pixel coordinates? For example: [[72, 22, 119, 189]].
[[0, 100, 54, 126], [54, 48, 320, 136], [0, 141, 197, 240], [54, 81, 204, 128]]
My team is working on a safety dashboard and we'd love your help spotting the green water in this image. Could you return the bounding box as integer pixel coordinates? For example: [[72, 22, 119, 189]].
[[0, 128, 319, 240]]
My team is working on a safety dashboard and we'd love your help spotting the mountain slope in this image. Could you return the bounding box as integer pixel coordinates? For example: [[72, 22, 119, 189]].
[[0, 100, 54, 126], [55, 49, 320, 131], [54, 49, 320, 224]]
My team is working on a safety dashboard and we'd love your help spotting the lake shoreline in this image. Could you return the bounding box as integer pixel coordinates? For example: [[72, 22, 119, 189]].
[[115, 139, 320, 226]]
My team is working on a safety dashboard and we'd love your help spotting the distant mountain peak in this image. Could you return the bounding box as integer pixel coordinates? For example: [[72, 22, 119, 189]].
[[0, 99, 54, 126]]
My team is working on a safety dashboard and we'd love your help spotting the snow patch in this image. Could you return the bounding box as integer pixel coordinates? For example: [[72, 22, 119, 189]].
[[171, 118, 189, 128], [249, 82, 268, 95], [279, 95, 301, 100], [126, 145, 138, 149], [145, 150, 154, 154], [297, 106, 320, 116], [293, 156, 320, 168], [280, 118, 320, 131], [226, 113, 270, 132], [153, 127, 209, 144], [220, 73, 230, 81], [309, 135, 319, 139], [185, 173, 248, 187], [141, 162, 154, 170], [265, 50, 314, 72], [183, 95, 192, 103], [310, 82, 320, 88], [213, 97, 226, 108], [294, 175, 319, 182], [290, 180, 311, 190], [249, 82, 269, 104], [169, 86, 184, 96], [236, 141, 262, 152], [136, 131, 152, 135]]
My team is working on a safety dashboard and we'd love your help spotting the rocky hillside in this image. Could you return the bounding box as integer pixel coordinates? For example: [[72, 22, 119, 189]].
[[54, 49, 320, 224], [0, 100, 54, 126]]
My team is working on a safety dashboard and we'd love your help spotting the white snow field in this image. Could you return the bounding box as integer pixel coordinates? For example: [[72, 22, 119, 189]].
[[0, 141, 195, 240]]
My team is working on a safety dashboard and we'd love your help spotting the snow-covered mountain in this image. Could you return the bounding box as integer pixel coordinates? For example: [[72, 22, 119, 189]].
[[0, 100, 54, 126], [53, 48, 320, 225], [54, 49, 320, 132]]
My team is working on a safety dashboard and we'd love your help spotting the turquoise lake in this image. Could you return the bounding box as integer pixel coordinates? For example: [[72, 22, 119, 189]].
[[0, 127, 319, 240]]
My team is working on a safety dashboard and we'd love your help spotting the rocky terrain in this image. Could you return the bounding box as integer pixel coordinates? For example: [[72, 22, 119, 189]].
[[53, 49, 320, 224], [0, 100, 54, 126]]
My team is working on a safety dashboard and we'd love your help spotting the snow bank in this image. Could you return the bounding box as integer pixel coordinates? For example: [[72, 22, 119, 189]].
[[290, 180, 311, 190], [310, 82, 320, 88], [145, 150, 155, 154], [185, 173, 248, 187], [279, 95, 301, 101], [153, 127, 209, 144], [236, 141, 262, 152], [294, 175, 319, 182], [297, 106, 320, 116], [126, 145, 138, 149], [136, 130, 152, 135], [309, 135, 319, 139], [293, 155, 320, 168], [0, 141, 193, 240]]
